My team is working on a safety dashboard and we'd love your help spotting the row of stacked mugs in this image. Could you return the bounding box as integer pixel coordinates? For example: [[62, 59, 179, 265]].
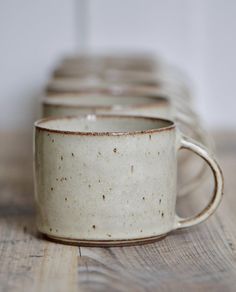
[[33, 53, 223, 246]]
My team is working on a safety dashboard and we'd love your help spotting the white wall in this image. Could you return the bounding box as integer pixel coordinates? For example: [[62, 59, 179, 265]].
[[0, 0, 235, 130], [0, 0, 80, 131], [87, 0, 236, 130]]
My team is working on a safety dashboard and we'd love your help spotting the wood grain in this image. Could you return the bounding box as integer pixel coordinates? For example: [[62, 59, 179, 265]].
[[0, 133, 78, 292], [0, 132, 235, 292]]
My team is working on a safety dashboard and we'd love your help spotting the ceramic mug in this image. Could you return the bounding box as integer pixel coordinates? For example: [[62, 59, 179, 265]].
[[34, 115, 223, 246]]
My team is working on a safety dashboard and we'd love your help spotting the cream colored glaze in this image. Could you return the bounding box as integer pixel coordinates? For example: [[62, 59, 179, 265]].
[[34, 115, 223, 243]]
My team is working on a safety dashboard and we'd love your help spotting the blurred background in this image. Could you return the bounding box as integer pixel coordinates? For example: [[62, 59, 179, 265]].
[[0, 0, 235, 132]]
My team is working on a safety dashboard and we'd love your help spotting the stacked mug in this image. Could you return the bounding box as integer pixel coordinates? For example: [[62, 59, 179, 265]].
[[34, 54, 224, 246]]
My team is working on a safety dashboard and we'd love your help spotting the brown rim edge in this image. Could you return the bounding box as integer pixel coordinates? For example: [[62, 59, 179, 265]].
[[34, 115, 175, 136], [43, 232, 168, 247]]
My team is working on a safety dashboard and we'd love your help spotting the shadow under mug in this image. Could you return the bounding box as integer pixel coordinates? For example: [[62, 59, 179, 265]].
[[34, 115, 223, 247]]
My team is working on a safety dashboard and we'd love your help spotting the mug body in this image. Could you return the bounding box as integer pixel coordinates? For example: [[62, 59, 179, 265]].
[[34, 116, 177, 245]]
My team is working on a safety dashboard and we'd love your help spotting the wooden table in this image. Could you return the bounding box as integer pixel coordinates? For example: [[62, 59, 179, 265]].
[[0, 132, 235, 292]]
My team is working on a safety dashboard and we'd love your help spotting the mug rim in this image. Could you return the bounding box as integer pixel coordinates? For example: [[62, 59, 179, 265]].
[[42, 92, 169, 111], [34, 114, 175, 136]]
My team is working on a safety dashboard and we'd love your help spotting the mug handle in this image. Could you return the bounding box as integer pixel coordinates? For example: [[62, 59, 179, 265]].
[[174, 134, 224, 229], [175, 113, 213, 197]]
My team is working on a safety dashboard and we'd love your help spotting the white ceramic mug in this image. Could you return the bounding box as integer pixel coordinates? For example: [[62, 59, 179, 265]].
[[34, 115, 223, 246]]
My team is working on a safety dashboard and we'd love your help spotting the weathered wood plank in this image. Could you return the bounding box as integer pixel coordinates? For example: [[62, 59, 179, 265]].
[[0, 133, 79, 292]]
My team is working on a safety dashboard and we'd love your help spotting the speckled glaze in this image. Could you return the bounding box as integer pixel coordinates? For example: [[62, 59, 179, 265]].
[[34, 115, 223, 246]]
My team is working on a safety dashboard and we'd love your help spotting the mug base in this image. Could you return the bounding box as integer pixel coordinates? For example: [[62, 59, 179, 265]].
[[43, 232, 168, 247]]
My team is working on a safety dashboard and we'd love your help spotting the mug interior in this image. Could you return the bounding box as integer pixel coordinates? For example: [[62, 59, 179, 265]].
[[35, 116, 174, 135], [44, 93, 168, 109]]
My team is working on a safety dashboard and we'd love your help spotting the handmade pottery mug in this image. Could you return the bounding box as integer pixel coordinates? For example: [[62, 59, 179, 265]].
[[34, 115, 223, 246]]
